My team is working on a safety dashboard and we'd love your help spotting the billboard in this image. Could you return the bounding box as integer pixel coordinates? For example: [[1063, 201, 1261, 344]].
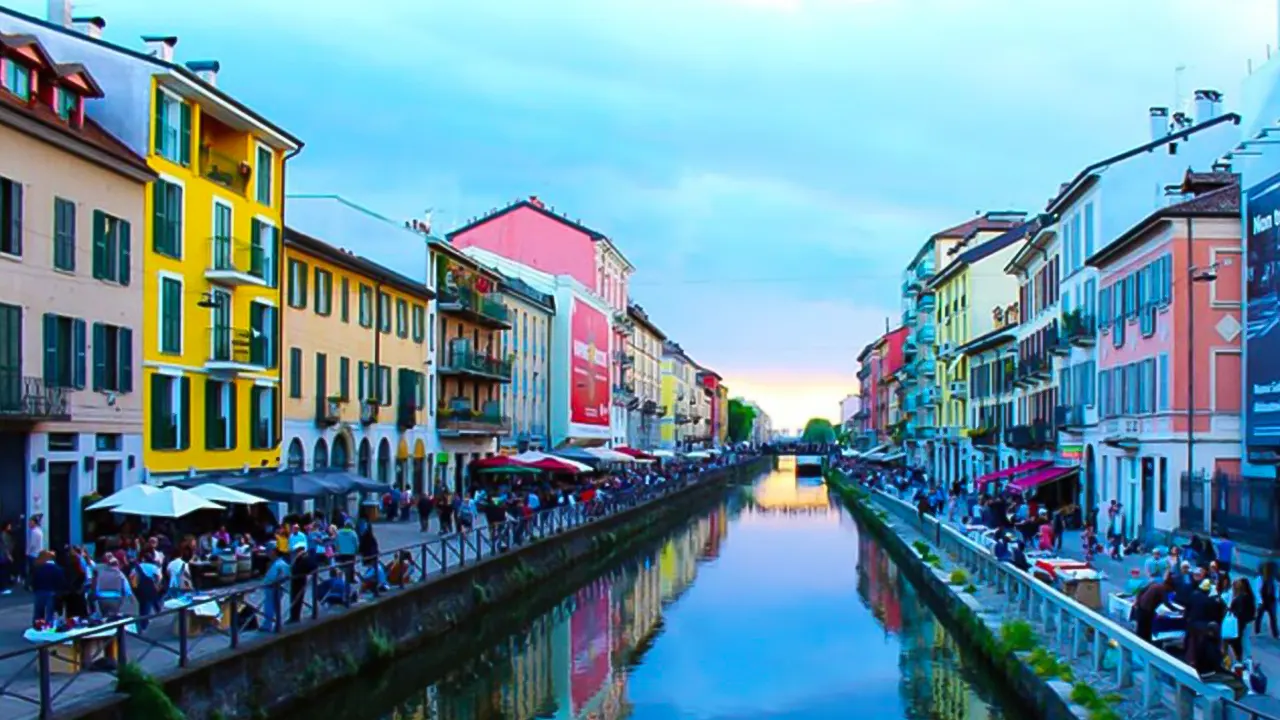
[[570, 298, 611, 426], [1246, 170, 1280, 447], [570, 581, 611, 716]]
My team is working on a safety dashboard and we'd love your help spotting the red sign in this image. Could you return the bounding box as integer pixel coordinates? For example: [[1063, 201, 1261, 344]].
[[571, 299, 611, 426]]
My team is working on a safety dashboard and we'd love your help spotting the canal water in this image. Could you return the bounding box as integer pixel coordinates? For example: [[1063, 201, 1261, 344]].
[[290, 466, 1026, 720]]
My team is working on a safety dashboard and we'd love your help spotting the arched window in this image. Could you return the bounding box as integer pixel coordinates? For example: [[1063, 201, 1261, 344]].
[[377, 438, 392, 483], [358, 439, 372, 478], [286, 438, 305, 470], [331, 434, 350, 471], [312, 437, 329, 470]]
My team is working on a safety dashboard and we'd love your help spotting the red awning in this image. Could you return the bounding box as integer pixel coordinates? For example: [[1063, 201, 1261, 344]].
[[471, 455, 530, 470], [975, 460, 1052, 487], [525, 457, 587, 474], [613, 446, 657, 461], [1008, 466, 1078, 492]]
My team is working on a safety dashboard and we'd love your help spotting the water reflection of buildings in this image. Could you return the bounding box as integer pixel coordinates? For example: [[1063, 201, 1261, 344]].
[[750, 472, 832, 512], [421, 502, 724, 720]]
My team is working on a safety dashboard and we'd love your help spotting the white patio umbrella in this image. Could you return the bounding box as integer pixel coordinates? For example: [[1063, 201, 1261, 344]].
[[684, 451, 711, 459], [187, 484, 267, 506], [650, 449, 675, 458], [586, 447, 636, 463], [511, 451, 593, 473], [87, 483, 161, 511], [109, 487, 224, 518]]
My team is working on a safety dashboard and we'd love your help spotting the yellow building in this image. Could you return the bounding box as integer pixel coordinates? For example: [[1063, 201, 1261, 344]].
[[1, 12, 303, 480], [627, 304, 666, 450], [925, 220, 1033, 487], [279, 228, 432, 491], [716, 385, 730, 446], [660, 340, 694, 450]]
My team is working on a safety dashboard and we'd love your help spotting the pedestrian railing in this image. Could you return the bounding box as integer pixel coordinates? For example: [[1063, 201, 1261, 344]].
[[0, 460, 757, 720], [846, 475, 1238, 720]]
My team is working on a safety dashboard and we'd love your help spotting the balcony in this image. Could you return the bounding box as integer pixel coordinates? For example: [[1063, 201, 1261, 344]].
[[612, 311, 635, 334], [438, 347, 513, 382], [917, 294, 936, 313], [949, 381, 968, 399], [0, 373, 70, 422], [1005, 421, 1055, 449], [199, 146, 250, 196], [1014, 355, 1049, 386], [913, 323, 936, 346], [968, 425, 1000, 448], [616, 351, 635, 367], [437, 400, 510, 436], [360, 399, 379, 425], [206, 235, 270, 287], [437, 287, 512, 329], [914, 262, 934, 281], [1063, 310, 1097, 347], [902, 309, 918, 328], [207, 325, 267, 373], [914, 356, 936, 377], [316, 397, 343, 427], [919, 386, 939, 406], [1046, 326, 1070, 356], [1054, 404, 1088, 430]]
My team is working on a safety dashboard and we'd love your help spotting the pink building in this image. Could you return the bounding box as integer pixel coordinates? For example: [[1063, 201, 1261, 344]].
[[1088, 172, 1242, 536], [448, 197, 636, 445]]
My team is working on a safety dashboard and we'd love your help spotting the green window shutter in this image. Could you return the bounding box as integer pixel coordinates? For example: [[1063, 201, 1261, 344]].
[[204, 379, 219, 449], [117, 220, 131, 286], [119, 327, 133, 393], [339, 357, 350, 400], [152, 87, 164, 154], [152, 182, 166, 254], [289, 347, 302, 398], [91, 322, 105, 391], [7, 181, 21, 256], [42, 313, 57, 385], [268, 306, 279, 368], [228, 382, 238, 449], [178, 101, 192, 166], [72, 319, 86, 389], [300, 262, 308, 308], [91, 210, 106, 279], [168, 184, 182, 259], [340, 278, 350, 322], [53, 198, 74, 271], [178, 376, 191, 450], [149, 374, 166, 450], [357, 361, 367, 401]]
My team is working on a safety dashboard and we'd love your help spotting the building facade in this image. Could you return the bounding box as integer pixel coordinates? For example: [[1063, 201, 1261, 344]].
[[660, 341, 694, 450], [498, 275, 553, 453], [0, 37, 153, 545], [960, 326, 1019, 481], [279, 228, 432, 492], [626, 303, 666, 450], [1088, 173, 1242, 539]]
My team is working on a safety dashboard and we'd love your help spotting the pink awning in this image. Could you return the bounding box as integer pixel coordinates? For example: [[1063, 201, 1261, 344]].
[[976, 460, 1051, 487], [1008, 466, 1078, 492]]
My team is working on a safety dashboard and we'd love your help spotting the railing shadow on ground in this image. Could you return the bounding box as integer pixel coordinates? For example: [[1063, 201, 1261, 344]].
[[834, 471, 1255, 720], [0, 461, 759, 720]]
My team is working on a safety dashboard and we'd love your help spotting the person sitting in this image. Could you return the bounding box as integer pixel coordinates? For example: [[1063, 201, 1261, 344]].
[[1143, 548, 1168, 581], [316, 568, 350, 607]]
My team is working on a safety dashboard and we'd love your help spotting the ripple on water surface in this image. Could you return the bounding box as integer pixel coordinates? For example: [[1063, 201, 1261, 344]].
[[289, 468, 1025, 720]]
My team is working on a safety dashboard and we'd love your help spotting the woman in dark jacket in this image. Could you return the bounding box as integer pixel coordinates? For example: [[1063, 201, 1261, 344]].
[[1228, 577, 1257, 663]]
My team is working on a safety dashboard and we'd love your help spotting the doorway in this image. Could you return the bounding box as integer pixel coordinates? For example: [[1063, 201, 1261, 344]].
[[47, 461, 75, 551], [1141, 457, 1156, 541], [95, 461, 119, 498], [1083, 445, 1096, 519]]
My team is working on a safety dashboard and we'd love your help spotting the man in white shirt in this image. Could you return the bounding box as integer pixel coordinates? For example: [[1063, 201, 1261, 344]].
[[25, 516, 43, 590]]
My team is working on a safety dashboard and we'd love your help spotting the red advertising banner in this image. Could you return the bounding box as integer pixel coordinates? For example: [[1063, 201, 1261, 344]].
[[571, 299, 611, 426]]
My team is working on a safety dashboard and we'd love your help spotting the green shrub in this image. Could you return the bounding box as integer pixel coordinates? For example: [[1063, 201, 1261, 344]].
[[1071, 681, 1122, 720], [912, 539, 930, 555], [369, 627, 395, 661], [964, 583, 978, 594], [998, 620, 1036, 653], [948, 568, 969, 585], [116, 662, 185, 720], [1028, 647, 1074, 681]]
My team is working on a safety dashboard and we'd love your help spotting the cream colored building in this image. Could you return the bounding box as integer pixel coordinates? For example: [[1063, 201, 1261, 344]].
[[0, 42, 154, 547], [625, 303, 665, 449], [498, 275, 553, 452]]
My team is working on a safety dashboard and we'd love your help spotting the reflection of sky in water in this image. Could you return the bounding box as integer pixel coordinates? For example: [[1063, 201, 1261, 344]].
[[625, 470, 904, 719]]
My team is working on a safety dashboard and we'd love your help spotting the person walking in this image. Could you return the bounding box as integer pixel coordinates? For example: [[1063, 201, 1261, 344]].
[[30, 551, 62, 625], [334, 521, 359, 594], [1052, 510, 1066, 552], [1255, 562, 1279, 639], [0, 520, 13, 595], [25, 516, 44, 591], [261, 548, 290, 632]]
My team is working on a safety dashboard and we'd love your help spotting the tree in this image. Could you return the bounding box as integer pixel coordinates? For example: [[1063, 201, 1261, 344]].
[[727, 399, 757, 443], [801, 417, 837, 445]]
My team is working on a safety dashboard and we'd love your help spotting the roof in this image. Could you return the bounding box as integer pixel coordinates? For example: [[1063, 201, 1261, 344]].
[[627, 303, 667, 340], [928, 216, 1045, 288], [499, 274, 555, 312], [0, 6, 302, 151], [931, 212, 1024, 243], [1087, 176, 1241, 268], [957, 326, 1017, 356], [283, 227, 435, 301], [1045, 113, 1242, 214], [447, 196, 623, 247]]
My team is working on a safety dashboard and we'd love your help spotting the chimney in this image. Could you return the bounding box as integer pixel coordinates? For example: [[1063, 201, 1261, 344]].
[[71, 16, 105, 39], [185, 60, 220, 86], [1194, 89, 1222, 123], [141, 35, 178, 63], [1149, 107, 1169, 141], [1172, 111, 1193, 131], [46, 0, 71, 27], [528, 195, 545, 209]]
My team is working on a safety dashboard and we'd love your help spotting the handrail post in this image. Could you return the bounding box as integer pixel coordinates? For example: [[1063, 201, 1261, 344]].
[[311, 572, 322, 618], [116, 621, 128, 666], [37, 646, 52, 720], [229, 594, 240, 649], [178, 607, 190, 667]]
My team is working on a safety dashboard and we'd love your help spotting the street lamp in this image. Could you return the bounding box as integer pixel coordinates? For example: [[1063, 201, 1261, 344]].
[[1189, 254, 1229, 533]]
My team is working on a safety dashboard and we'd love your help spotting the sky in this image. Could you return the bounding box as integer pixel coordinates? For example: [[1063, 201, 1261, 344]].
[[12, 0, 1279, 430]]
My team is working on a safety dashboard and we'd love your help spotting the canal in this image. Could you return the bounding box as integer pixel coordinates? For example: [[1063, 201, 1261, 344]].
[[286, 466, 1027, 720]]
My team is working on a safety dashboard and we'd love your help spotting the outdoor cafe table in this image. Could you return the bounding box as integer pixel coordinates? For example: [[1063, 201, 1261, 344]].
[[163, 595, 228, 635], [23, 621, 136, 674]]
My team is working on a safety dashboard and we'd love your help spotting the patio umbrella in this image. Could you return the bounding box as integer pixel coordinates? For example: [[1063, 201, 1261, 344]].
[[87, 483, 161, 511], [471, 456, 540, 474], [613, 446, 657, 461], [303, 470, 392, 495], [512, 451, 592, 474], [110, 487, 224, 518], [650, 449, 675, 459], [232, 472, 337, 502], [551, 446, 602, 465], [586, 447, 636, 463], [684, 451, 711, 460], [187, 484, 268, 506]]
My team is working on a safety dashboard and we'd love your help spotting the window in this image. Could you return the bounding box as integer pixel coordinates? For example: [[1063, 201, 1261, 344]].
[[1158, 458, 1168, 513], [204, 379, 236, 451], [288, 347, 303, 398], [153, 90, 191, 165], [377, 365, 392, 406], [396, 299, 408, 338], [53, 198, 75, 271], [150, 373, 190, 451], [287, 259, 308, 308], [429, 311, 434, 350], [255, 145, 273, 206], [159, 276, 182, 354], [152, 179, 183, 258], [4, 60, 31, 101], [340, 278, 350, 323], [249, 302, 277, 368], [357, 361, 376, 402], [91, 323, 133, 393], [377, 292, 391, 333], [1158, 353, 1170, 411], [57, 89, 77, 121], [92, 211, 131, 284], [43, 314, 85, 389], [1083, 202, 1095, 259], [250, 385, 278, 449], [338, 356, 351, 401], [0, 175, 22, 256], [358, 285, 373, 328], [412, 305, 425, 343], [314, 268, 333, 316], [250, 220, 277, 286]]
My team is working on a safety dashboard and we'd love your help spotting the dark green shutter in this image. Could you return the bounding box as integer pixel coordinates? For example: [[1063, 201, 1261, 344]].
[[152, 182, 166, 253], [339, 357, 350, 400], [178, 101, 192, 166], [315, 352, 328, 418], [8, 180, 21, 256], [268, 306, 279, 368], [357, 361, 367, 400], [118, 220, 131, 286], [91, 322, 105, 391], [228, 382, 238, 449], [204, 379, 218, 450], [289, 347, 301, 398], [91, 211, 106, 279], [119, 327, 133, 393], [72, 319, 86, 389], [152, 87, 164, 154], [340, 278, 350, 322], [149, 373, 165, 450], [299, 262, 308, 308], [178, 376, 191, 449], [42, 313, 56, 385]]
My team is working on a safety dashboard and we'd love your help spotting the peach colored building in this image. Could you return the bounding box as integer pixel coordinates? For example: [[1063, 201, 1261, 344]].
[[1089, 172, 1242, 537], [0, 35, 153, 547]]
